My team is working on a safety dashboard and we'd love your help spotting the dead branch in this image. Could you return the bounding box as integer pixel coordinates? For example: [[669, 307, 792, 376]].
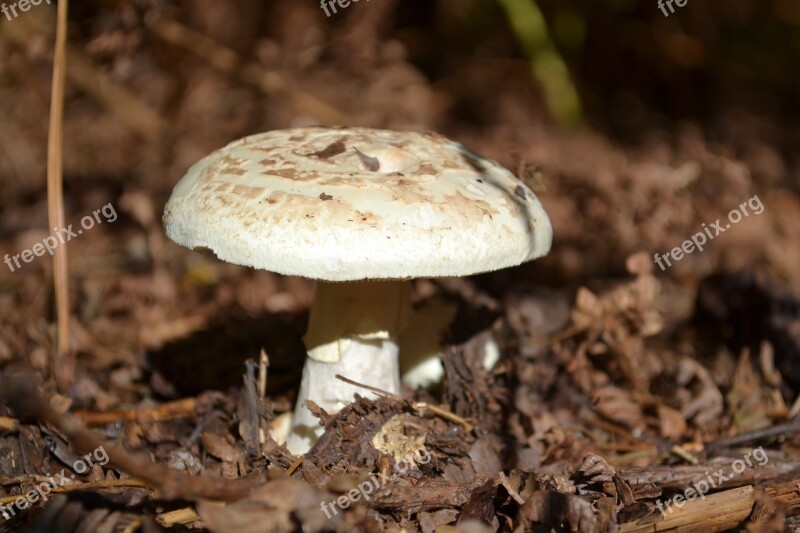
[[619, 461, 799, 493], [621, 486, 755, 532], [74, 397, 199, 427], [0, 375, 256, 502], [370, 477, 487, 513]]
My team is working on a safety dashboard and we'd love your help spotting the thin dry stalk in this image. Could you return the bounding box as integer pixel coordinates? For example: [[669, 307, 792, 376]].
[[46, 0, 72, 389]]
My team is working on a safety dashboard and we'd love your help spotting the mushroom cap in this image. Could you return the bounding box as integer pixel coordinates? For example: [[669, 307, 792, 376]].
[[163, 127, 552, 281]]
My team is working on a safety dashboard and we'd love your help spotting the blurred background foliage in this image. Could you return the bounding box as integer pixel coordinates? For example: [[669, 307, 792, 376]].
[[403, 0, 800, 150], [3, 0, 798, 187], [0, 0, 797, 287]]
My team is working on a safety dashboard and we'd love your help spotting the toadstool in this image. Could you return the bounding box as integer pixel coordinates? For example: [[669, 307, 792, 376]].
[[162, 126, 552, 454]]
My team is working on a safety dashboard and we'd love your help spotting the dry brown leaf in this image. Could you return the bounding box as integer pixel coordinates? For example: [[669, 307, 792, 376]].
[[518, 490, 615, 533], [593, 386, 646, 430], [657, 404, 688, 439], [201, 432, 244, 464], [197, 478, 336, 533], [467, 438, 502, 479]]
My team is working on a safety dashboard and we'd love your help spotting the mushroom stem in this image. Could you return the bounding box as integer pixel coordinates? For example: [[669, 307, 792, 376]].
[[286, 280, 411, 454]]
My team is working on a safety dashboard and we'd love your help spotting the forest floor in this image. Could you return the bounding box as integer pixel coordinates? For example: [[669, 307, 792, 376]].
[[1, 1, 799, 531]]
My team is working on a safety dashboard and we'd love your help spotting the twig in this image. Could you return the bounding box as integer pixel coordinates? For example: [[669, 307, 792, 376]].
[[241, 360, 260, 458], [286, 455, 304, 476], [0, 479, 151, 506], [0, 416, 18, 431], [47, 0, 71, 390], [499, 472, 526, 505], [705, 419, 800, 453], [157, 507, 200, 527], [670, 445, 699, 465], [371, 477, 487, 513], [74, 398, 198, 427], [334, 374, 401, 400], [258, 349, 269, 399], [413, 402, 474, 433], [619, 460, 797, 491]]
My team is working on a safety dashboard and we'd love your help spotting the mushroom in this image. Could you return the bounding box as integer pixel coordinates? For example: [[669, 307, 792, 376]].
[[163, 127, 552, 454]]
